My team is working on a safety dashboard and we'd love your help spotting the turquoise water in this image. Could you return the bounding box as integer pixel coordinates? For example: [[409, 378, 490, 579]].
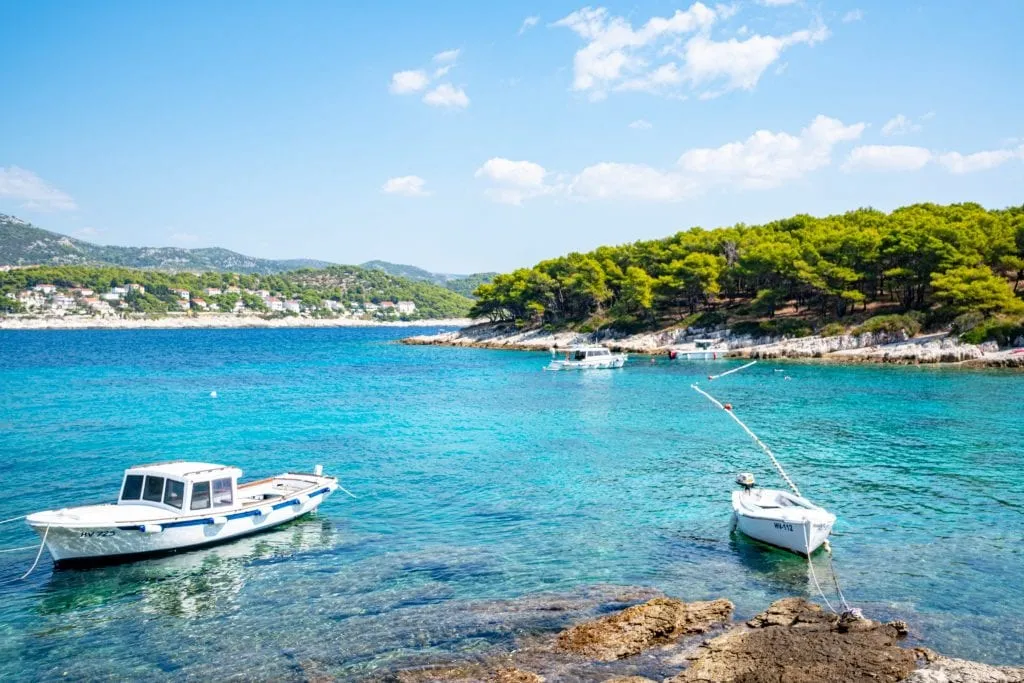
[[0, 327, 1021, 680]]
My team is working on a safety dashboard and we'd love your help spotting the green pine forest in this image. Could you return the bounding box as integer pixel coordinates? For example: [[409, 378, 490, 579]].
[[470, 203, 1024, 344]]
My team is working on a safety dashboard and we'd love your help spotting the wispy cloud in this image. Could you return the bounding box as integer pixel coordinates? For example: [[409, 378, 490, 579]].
[[518, 16, 540, 35], [842, 9, 864, 23], [0, 166, 77, 212], [880, 113, 922, 136], [382, 175, 431, 197], [390, 50, 469, 108], [628, 119, 653, 129], [843, 143, 1022, 173]]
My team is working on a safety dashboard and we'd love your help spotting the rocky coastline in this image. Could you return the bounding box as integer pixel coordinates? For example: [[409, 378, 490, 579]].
[[400, 323, 1024, 368], [380, 593, 1024, 683]]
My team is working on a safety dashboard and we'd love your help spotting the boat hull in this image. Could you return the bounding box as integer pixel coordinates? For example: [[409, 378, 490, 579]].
[[733, 510, 833, 555], [28, 486, 335, 564], [546, 356, 627, 370]]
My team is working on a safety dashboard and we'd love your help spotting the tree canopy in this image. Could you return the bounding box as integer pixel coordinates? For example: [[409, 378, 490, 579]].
[[470, 203, 1024, 331]]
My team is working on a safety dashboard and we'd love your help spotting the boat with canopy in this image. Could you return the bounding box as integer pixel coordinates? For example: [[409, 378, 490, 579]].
[[546, 346, 627, 370]]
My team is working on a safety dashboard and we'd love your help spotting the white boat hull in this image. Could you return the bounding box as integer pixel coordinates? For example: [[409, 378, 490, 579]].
[[675, 350, 725, 360], [546, 355, 627, 370], [27, 480, 337, 564], [731, 489, 834, 555]]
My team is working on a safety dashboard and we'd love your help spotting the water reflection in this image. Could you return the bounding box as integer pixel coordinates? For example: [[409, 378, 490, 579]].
[[37, 517, 337, 619]]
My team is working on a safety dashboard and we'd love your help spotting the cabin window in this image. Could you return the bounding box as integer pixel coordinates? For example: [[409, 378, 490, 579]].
[[163, 479, 184, 509], [142, 476, 165, 503], [191, 481, 211, 510], [121, 475, 144, 501], [574, 351, 586, 360], [212, 478, 233, 507]]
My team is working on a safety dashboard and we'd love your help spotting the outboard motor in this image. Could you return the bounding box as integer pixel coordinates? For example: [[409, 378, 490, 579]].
[[736, 472, 756, 490]]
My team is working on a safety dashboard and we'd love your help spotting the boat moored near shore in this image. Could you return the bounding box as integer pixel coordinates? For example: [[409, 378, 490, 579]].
[[25, 461, 341, 565], [546, 346, 627, 370]]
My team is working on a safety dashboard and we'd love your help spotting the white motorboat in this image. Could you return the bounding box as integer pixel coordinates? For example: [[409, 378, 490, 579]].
[[669, 339, 728, 360], [546, 346, 627, 370], [25, 461, 340, 565], [731, 473, 835, 555]]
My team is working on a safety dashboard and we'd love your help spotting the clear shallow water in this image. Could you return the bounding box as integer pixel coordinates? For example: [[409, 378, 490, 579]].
[[0, 327, 1021, 680]]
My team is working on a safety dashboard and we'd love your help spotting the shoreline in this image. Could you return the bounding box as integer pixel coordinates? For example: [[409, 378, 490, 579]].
[[0, 315, 472, 331], [400, 323, 1024, 369]]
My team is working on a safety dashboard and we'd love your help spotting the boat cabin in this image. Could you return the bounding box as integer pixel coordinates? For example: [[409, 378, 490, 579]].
[[118, 462, 243, 513], [570, 347, 611, 360], [694, 339, 718, 350]]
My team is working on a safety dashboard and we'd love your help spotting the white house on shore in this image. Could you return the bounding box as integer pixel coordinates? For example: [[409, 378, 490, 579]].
[[397, 300, 416, 315]]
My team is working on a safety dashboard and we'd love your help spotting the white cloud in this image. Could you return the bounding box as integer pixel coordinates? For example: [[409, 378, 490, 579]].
[[474, 158, 555, 205], [759, 0, 799, 5], [382, 176, 430, 197], [479, 114, 868, 204], [433, 49, 460, 64], [552, 4, 718, 98], [680, 22, 829, 96], [678, 114, 865, 188], [553, 4, 830, 100], [842, 145, 933, 172], [570, 163, 697, 201], [423, 83, 470, 108], [937, 149, 1017, 174], [0, 166, 77, 212], [842, 9, 864, 23], [628, 119, 653, 129], [519, 16, 540, 35], [389, 70, 429, 94], [881, 114, 922, 136]]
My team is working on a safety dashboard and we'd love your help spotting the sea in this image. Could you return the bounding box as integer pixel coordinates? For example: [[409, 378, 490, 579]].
[[0, 327, 1021, 680]]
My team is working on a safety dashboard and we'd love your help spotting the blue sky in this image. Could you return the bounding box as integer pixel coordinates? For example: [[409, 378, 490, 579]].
[[1, 1, 1022, 273]]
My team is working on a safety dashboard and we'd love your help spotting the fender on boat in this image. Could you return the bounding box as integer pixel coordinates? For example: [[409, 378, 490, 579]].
[[142, 524, 162, 534]]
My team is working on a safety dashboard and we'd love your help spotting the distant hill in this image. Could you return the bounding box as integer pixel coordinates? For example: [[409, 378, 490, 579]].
[[0, 214, 335, 274], [361, 260, 496, 297]]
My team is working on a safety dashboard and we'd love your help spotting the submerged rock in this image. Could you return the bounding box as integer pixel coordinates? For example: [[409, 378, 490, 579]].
[[905, 653, 1024, 683], [672, 598, 917, 683], [556, 597, 734, 661]]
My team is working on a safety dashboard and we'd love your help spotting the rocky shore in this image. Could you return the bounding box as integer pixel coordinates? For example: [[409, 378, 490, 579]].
[[0, 315, 473, 331], [382, 594, 1024, 683], [400, 323, 1024, 368]]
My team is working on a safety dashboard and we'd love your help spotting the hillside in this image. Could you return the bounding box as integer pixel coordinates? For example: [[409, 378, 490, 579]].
[[0, 263, 473, 319], [0, 214, 335, 274], [362, 259, 496, 297], [471, 202, 1024, 345]]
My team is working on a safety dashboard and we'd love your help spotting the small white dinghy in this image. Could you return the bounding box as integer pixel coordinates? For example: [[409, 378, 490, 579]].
[[25, 461, 341, 566], [731, 473, 835, 555]]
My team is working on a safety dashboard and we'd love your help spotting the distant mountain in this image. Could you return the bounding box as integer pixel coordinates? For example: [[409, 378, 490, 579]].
[[0, 214, 335, 274], [361, 260, 496, 297]]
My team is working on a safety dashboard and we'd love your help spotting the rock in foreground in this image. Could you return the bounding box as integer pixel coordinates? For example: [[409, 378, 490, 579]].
[[556, 597, 734, 661], [673, 598, 917, 683]]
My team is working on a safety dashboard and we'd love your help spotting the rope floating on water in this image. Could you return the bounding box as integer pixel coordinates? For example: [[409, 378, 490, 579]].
[[0, 515, 27, 526], [708, 360, 757, 381], [0, 545, 39, 554], [336, 485, 358, 499], [690, 383, 802, 498]]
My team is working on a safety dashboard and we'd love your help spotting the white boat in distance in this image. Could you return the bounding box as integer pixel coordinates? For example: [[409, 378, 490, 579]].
[[546, 346, 627, 370], [26, 461, 340, 565], [731, 473, 835, 555], [670, 339, 728, 360]]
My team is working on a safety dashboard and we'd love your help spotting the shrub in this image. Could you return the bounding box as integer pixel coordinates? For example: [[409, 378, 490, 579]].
[[820, 322, 847, 337], [853, 314, 922, 337], [951, 311, 985, 334], [960, 318, 1024, 346], [729, 319, 812, 339]]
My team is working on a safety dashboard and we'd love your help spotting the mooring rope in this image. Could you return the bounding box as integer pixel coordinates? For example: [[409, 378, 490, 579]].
[[803, 524, 838, 614], [336, 484, 358, 499], [19, 526, 49, 580], [708, 360, 757, 381], [824, 540, 853, 612], [690, 384, 802, 498], [0, 545, 39, 554], [0, 515, 27, 526]]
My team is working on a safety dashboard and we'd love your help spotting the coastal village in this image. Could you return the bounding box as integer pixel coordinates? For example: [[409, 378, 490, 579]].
[[2, 278, 418, 321]]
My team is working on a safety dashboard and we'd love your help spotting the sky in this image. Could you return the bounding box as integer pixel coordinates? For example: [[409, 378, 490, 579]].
[[1, 1, 1023, 274]]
